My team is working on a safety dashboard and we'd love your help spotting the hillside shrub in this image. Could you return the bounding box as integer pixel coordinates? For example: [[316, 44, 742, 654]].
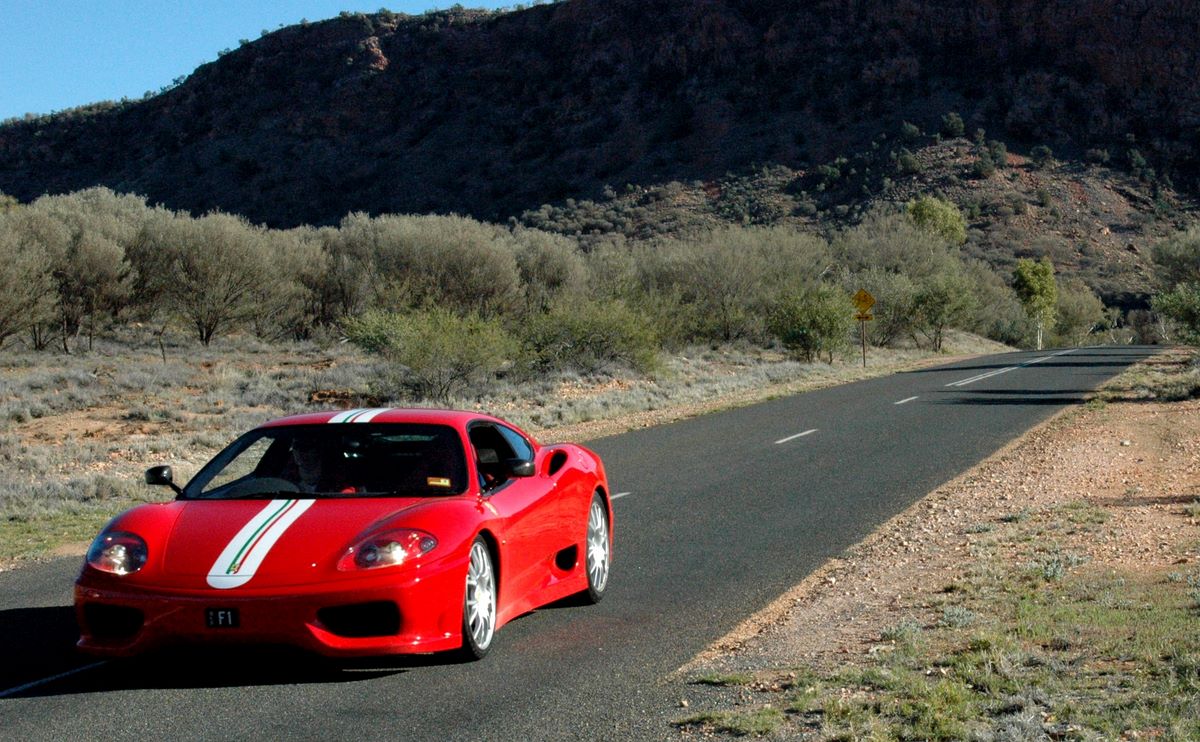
[[846, 267, 917, 347], [344, 308, 516, 403], [1153, 285, 1200, 344], [912, 270, 977, 351], [767, 285, 853, 363], [164, 213, 270, 345], [522, 297, 658, 374], [0, 225, 55, 347], [907, 196, 967, 246], [1054, 278, 1105, 346], [1030, 145, 1054, 169], [941, 112, 965, 139], [896, 148, 923, 175]]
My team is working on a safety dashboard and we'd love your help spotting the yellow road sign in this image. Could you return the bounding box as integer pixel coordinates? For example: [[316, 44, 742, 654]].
[[855, 312, 873, 321], [852, 289, 875, 313]]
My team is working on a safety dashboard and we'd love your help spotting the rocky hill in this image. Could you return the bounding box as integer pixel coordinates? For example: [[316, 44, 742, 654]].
[[2, 0, 1198, 302]]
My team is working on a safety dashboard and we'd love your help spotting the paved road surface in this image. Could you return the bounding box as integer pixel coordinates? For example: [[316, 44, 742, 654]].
[[0, 346, 1156, 739]]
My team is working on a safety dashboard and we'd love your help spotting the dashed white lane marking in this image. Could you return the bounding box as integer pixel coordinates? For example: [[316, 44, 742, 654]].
[[774, 429, 818, 445], [612, 492, 632, 500], [0, 661, 107, 699], [894, 396, 919, 405], [946, 348, 1077, 388]]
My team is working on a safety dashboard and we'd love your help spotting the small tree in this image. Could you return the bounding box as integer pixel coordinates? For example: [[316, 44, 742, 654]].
[[768, 285, 853, 363], [1054, 279, 1105, 346], [907, 196, 967, 246], [1013, 257, 1058, 349], [912, 271, 977, 352], [0, 226, 55, 347], [165, 213, 268, 345], [1150, 228, 1200, 343]]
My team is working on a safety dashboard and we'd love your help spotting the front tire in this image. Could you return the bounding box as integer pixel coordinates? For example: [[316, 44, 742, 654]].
[[459, 537, 496, 660], [584, 492, 610, 603]]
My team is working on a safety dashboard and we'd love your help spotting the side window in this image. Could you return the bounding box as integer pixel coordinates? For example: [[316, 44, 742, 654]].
[[469, 424, 518, 491], [496, 425, 533, 461]]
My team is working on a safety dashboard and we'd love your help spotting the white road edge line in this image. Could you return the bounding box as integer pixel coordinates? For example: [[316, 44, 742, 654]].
[[894, 396, 919, 405], [0, 661, 107, 699], [774, 429, 818, 445], [612, 492, 632, 500]]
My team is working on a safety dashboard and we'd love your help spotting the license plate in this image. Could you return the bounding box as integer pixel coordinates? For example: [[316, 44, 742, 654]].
[[205, 607, 240, 629]]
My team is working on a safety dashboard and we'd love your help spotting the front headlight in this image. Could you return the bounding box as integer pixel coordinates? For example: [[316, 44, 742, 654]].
[[338, 529, 438, 571], [86, 531, 149, 575]]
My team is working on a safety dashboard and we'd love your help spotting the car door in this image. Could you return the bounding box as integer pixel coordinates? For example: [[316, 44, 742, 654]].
[[468, 423, 554, 616]]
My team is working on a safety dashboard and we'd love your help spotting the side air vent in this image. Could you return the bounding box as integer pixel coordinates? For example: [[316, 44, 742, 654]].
[[546, 450, 569, 476]]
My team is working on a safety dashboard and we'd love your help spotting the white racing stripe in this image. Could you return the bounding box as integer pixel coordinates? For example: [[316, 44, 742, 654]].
[[207, 498, 315, 589], [775, 429, 818, 445], [328, 408, 392, 423], [0, 661, 106, 698]]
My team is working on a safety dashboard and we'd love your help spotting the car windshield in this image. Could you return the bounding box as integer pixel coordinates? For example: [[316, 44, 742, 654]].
[[182, 423, 468, 499]]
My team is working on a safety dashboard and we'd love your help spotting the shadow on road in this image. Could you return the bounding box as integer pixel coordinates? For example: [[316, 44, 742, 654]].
[[0, 604, 467, 698], [0, 605, 85, 696], [904, 349, 1159, 376]]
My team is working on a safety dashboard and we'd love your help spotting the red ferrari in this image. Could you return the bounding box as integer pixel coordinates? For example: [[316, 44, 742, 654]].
[[75, 409, 613, 660]]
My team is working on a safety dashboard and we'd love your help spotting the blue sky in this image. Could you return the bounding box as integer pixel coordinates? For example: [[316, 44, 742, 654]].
[[0, 1, 514, 121]]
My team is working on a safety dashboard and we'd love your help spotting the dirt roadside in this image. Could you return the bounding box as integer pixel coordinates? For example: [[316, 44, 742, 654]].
[[672, 348, 1200, 738]]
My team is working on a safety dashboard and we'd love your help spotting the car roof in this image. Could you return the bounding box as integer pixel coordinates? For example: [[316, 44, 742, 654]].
[[257, 408, 510, 430]]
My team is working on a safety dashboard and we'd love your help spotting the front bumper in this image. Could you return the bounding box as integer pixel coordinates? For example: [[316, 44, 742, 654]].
[[75, 563, 465, 658]]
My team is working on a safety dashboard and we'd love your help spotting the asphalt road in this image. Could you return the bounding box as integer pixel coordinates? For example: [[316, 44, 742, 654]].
[[0, 345, 1157, 740]]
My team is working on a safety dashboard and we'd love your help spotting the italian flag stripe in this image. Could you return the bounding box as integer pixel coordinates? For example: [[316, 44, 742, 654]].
[[226, 499, 297, 575]]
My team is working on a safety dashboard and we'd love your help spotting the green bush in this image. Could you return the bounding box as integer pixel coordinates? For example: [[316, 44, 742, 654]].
[[912, 270, 977, 351], [768, 285, 853, 363], [522, 297, 658, 374], [941, 112, 965, 138], [344, 308, 516, 402], [1030, 145, 1054, 169], [1153, 284, 1200, 345], [896, 148, 923, 175], [987, 140, 1008, 167], [0, 212, 57, 347], [907, 196, 967, 246], [847, 267, 917, 347], [973, 152, 996, 178], [1054, 278, 1105, 346]]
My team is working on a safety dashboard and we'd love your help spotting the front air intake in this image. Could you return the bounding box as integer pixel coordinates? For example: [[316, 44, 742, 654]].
[[83, 604, 144, 641], [316, 601, 401, 638]]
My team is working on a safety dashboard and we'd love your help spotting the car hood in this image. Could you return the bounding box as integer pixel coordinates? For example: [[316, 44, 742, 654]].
[[160, 497, 430, 589]]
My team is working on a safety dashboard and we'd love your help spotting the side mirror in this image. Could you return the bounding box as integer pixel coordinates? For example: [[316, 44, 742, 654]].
[[145, 465, 183, 495], [506, 458, 535, 478]]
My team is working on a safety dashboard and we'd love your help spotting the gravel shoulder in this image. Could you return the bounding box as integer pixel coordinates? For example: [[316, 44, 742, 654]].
[[672, 348, 1200, 739]]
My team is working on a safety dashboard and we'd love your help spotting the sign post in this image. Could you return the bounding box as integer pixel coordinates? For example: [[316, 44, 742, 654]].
[[851, 289, 875, 368]]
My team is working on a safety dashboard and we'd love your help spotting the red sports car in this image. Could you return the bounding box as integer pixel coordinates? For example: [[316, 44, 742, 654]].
[[75, 409, 613, 660]]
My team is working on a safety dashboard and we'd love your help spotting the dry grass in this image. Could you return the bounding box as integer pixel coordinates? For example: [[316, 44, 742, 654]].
[[0, 329, 1009, 568]]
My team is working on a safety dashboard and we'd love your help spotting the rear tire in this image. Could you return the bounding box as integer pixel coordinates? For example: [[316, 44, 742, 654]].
[[583, 492, 610, 603], [458, 537, 496, 660]]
